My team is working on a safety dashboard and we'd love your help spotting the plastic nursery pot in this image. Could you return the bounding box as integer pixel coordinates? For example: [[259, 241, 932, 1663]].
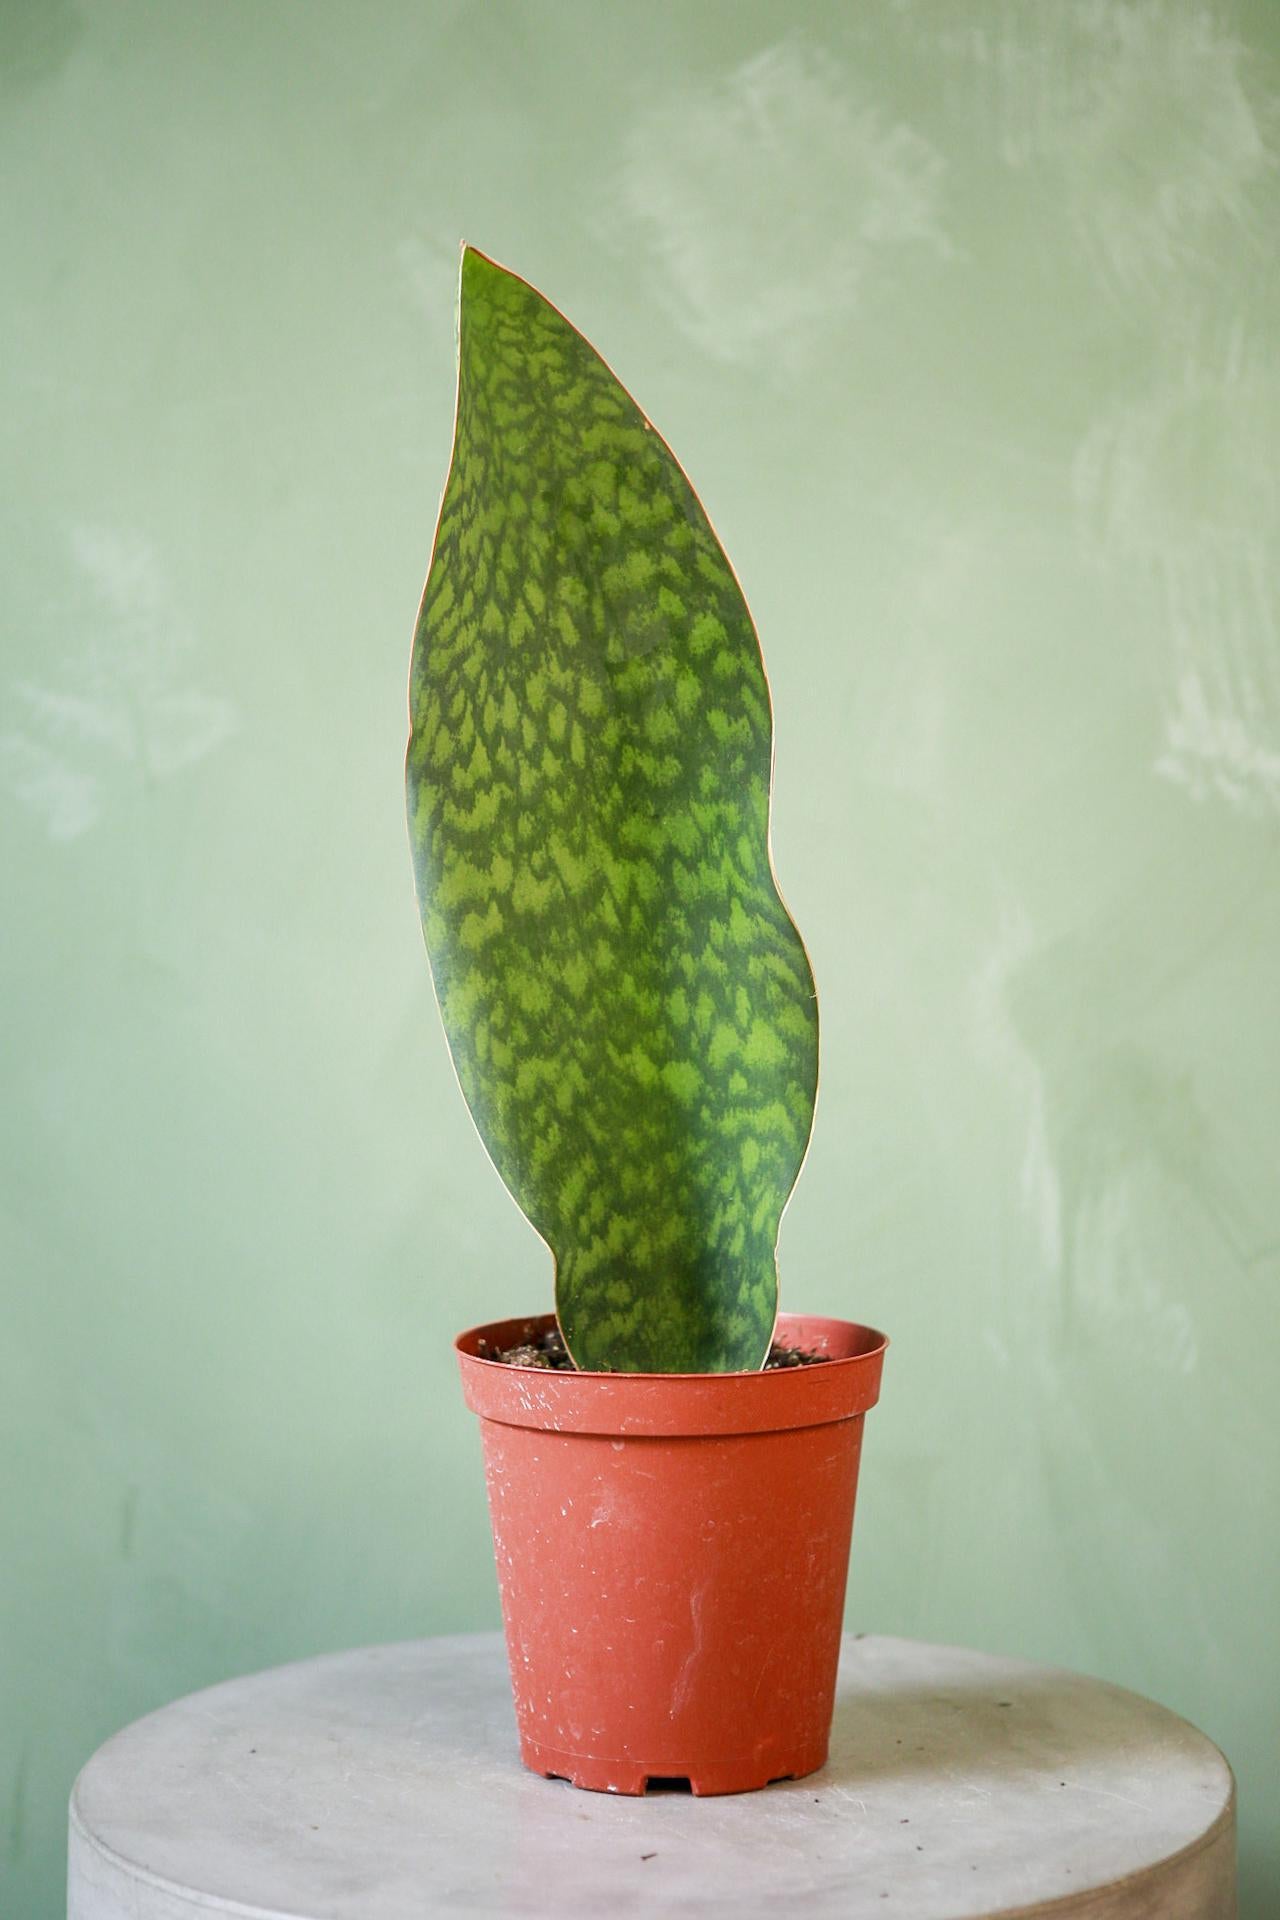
[[455, 1311, 888, 1797]]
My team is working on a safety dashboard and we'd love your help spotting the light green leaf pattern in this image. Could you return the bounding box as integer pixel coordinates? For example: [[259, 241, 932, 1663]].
[[407, 249, 817, 1371]]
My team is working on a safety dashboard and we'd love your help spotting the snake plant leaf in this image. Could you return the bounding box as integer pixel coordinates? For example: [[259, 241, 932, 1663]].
[[407, 248, 817, 1373]]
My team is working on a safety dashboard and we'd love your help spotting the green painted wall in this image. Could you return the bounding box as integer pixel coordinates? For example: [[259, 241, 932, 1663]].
[[2, 2, 1276, 1912]]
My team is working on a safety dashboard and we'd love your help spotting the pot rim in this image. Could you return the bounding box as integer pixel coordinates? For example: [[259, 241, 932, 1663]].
[[455, 1310, 888, 1438]]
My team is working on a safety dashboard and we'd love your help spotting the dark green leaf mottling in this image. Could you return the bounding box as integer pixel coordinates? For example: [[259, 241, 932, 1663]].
[[407, 249, 817, 1372]]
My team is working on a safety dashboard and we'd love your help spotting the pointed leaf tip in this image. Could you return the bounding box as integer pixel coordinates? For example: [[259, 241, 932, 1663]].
[[459, 245, 510, 298]]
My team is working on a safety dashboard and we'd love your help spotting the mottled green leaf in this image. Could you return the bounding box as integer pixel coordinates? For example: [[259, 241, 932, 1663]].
[[407, 248, 817, 1372]]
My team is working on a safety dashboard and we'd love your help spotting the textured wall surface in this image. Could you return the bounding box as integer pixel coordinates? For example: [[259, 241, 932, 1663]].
[[2, 3, 1277, 1913]]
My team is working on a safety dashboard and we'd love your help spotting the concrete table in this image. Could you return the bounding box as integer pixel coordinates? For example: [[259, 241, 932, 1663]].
[[68, 1633, 1235, 1919]]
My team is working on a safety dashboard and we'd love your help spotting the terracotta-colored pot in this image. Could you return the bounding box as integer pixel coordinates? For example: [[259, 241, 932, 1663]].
[[456, 1310, 888, 1796]]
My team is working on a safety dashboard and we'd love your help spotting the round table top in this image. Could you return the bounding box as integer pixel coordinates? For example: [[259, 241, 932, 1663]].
[[68, 1632, 1235, 1920]]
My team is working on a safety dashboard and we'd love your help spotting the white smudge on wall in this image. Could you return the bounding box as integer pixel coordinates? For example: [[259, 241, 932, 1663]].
[[966, 905, 1208, 1375], [1070, 1174, 1198, 1375], [1, 525, 237, 840], [927, 0, 1272, 299], [1156, 672, 1280, 813], [864, 514, 988, 798], [609, 38, 949, 371], [968, 902, 1064, 1275], [1074, 321, 1280, 815], [971, 898, 1059, 1274]]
